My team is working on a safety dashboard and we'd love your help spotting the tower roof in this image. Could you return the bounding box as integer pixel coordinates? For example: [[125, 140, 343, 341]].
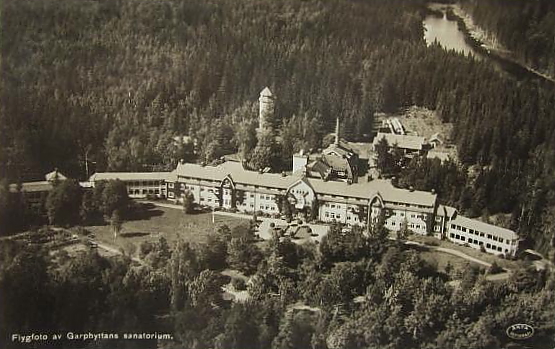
[[45, 169, 67, 182], [260, 87, 273, 97]]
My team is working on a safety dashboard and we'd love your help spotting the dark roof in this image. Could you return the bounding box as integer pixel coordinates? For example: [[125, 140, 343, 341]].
[[322, 154, 351, 173], [323, 142, 355, 158], [10, 181, 53, 193], [307, 159, 332, 179]]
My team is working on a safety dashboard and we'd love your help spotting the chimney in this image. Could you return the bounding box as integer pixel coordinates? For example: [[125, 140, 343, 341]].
[[335, 118, 340, 146]]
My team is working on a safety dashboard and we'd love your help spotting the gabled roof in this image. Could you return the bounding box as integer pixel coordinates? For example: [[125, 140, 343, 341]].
[[373, 133, 426, 151], [438, 204, 458, 219], [429, 133, 443, 143], [174, 161, 435, 207], [450, 215, 518, 240], [307, 178, 436, 207], [45, 169, 67, 182], [175, 161, 301, 190], [288, 177, 316, 192], [260, 87, 273, 98], [323, 142, 355, 158], [307, 159, 332, 178], [322, 154, 351, 171]]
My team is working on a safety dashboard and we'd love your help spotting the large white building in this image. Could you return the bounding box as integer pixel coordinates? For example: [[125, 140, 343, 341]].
[[447, 215, 519, 256], [90, 160, 439, 234], [85, 87, 520, 257], [89, 159, 520, 257], [88, 172, 172, 199]]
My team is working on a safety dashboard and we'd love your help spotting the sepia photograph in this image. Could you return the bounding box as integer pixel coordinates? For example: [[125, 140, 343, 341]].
[[1, 0, 554, 348]]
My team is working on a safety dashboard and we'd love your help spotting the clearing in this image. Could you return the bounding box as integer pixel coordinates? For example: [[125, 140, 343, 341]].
[[86, 203, 248, 257]]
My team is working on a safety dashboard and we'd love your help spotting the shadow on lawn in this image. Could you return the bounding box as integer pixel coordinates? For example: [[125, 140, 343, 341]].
[[120, 232, 150, 238], [126, 203, 165, 221]]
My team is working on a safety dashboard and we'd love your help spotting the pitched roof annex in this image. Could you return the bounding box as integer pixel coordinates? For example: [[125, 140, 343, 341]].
[[450, 215, 518, 241], [373, 133, 426, 151]]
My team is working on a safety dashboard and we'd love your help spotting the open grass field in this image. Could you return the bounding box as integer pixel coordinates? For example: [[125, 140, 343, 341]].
[[419, 249, 484, 273], [86, 203, 249, 256], [383, 106, 454, 140]]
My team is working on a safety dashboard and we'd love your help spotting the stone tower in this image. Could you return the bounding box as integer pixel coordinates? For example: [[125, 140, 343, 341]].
[[258, 87, 275, 132]]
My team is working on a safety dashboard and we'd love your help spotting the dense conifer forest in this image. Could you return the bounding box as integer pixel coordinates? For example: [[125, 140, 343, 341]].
[[2, 0, 555, 348], [2, 0, 555, 254], [461, 0, 555, 77]]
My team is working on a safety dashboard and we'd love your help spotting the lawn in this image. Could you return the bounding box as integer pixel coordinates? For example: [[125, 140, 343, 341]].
[[86, 203, 248, 257], [409, 234, 527, 271], [419, 249, 484, 274]]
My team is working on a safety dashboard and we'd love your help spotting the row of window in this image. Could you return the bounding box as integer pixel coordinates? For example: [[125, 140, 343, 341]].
[[238, 202, 278, 211], [450, 224, 506, 244], [324, 203, 345, 209], [129, 189, 160, 195], [324, 212, 341, 220], [449, 233, 509, 253], [386, 221, 424, 230], [322, 212, 360, 221], [390, 202, 428, 210], [249, 194, 274, 200], [127, 181, 163, 187]]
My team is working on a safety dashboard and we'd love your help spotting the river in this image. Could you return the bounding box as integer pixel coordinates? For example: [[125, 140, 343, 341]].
[[423, 5, 477, 58]]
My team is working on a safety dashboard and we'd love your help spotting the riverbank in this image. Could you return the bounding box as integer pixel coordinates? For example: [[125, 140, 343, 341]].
[[446, 3, 555, 84], [454, 4, 555, 83]]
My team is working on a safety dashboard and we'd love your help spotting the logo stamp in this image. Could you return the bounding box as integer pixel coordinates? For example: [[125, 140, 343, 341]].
[[506, 324, 534, 340]]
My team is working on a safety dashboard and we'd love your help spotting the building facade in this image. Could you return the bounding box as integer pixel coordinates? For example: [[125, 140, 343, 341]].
[[84, 87, 519, 257], [87, 159, 520, 257], [88, 172, 172, 199], [447, 215, 519, 256]]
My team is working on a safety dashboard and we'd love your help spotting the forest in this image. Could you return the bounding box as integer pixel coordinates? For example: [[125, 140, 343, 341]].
[[2, 0, 555, 254], [1, 0, 555, 346], [1, 222, 554, 349], [461, 0, 555, 78]]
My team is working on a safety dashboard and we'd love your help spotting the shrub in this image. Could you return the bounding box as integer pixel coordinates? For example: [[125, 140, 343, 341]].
[[231, 278, 247, 291], [488, 261, 503, 274]]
